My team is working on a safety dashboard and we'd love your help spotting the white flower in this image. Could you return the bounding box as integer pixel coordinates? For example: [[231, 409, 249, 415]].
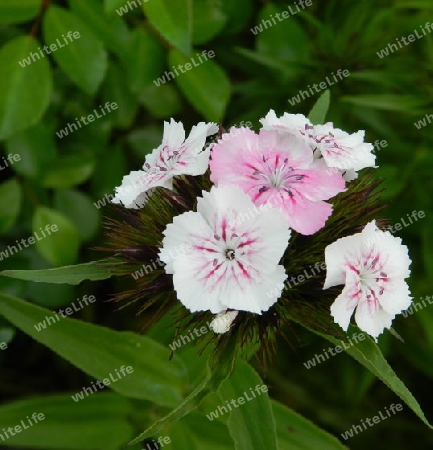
[[323, 220, 412, 339], [260, 109, 376, 181], [311, 123, 376, 178], [210, 310, 239, 334], [159, 185, 291, 314], [112, 119, 218, 208], [260, 109, 313, 140]]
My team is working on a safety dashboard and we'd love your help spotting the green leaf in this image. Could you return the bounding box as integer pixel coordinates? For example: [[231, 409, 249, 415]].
[[217, 361, 278, 450], [0, 293, 188, 408], [256, 4, 311, 62], [168, 48, 231, 121], [104, 0, 129, 15], [69, 0, 131, 59], [192, 0, 227, 44], [42, 153, 95, 189], [0, 178, 22, 233], [0, 326, 15, 345], [341, 95, 423, 112], [54, 189, 100, 242], [0, 0, 40, 24], [0, 36, 52, 140], [308, 90, 331, 124], [32, 206, 81, 266], [139, 83, 183, 118], [128, 348, 236, 445], [272, 400, 348, 450], [1, 259, 116, 284], [6, 123, 57, 181], [126, 28, 166, 94], [102, 63, 138, 129], [0, 393, 133, 449], [142, 0, 192, 54], [315, 325, 433, 430], [43, 6, 107, 95], [422, 216, 433, 279]]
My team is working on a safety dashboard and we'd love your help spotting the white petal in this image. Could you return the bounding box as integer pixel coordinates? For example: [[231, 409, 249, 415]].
[[111, 171, 151, 208], [330, 286, 358, 331], [162, 118, 185, 149], [323, 232, 364, 289], [355, 299, 394, 340], [377, 279, 412, 315]]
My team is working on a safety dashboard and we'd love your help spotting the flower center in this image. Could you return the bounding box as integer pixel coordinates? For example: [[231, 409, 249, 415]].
[[225, 249, 236, 261]]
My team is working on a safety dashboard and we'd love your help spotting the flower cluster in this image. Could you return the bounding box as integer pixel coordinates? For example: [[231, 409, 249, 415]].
[[105, 110, 412, 360]]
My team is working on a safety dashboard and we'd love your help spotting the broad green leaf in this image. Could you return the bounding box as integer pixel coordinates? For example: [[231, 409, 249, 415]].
[[0, 36, 52, 140], [221, 0, 254, 34], [0, 393, 133, 449], [6, 123, 56, 180], [127, 126, 163, 159], [256, 4, 311, 62], [42, 153, 95, 188], [54, 189, 100, 242], [32, 206, 81, 266], [0, 0, 40, 24], [217, 361, 278, 450], [69, 0, 131, 58], [272, 400, 348, 450], [192, 0, 227, 44], [102, 63, 138, 129], [0, 293, 188, 408], [128, 347, 236, 445], [126, 28, 166, 94], [139, 83, 183, 118], [1, 259, 116, 284], [0, 178, 22, 233], [143, 0, 192, 54], [169, 48, 231, 121], [43, 6, 107, 95], [313, 325, 432, 430], [91, 146, 127, 199], [308, 90, 331, 124]]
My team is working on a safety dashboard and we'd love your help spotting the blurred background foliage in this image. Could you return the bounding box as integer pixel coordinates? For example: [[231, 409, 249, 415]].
[[0, 0, 432, 448]]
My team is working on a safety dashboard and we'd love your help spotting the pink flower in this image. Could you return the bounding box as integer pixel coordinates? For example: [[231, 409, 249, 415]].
[[159, 185, 291, 314], [323, 221, 412, 339], [209, 127, 345, 235]]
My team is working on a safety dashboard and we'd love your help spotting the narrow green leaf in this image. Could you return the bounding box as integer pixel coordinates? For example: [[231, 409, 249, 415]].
[[0, 178, 22, 233], [43, 6, 107, 95], [143, 0, 192, 54], [0, 293, 188, 408], [32, 206, 81, 266], [310, 324, 432, 430], [0, 393, 133, 449], [218, 361, 278, 450], [0, 0, 40, 24], [168, 48, 231, 121], [272, 400, 348, 450], [0, 36, 52, 140], [104, 0, 130, 15], [0, 259, 116, 284], [128, 347, 236, 446], [308, 90, 331, 124]]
